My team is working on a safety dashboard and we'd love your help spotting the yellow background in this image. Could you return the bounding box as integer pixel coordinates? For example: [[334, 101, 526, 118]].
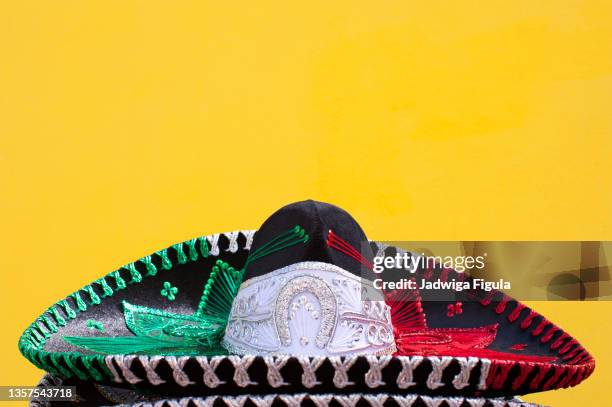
[[1, 1, 611, 405]]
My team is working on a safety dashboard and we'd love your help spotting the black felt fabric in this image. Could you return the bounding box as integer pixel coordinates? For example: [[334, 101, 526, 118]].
[[245, 200, 376, 281]]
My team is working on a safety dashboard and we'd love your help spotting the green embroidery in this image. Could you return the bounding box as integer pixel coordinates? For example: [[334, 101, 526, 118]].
[[81, 356, 105, 381], [97, 278, 114, 297], [111, 270, 127, 290], [20, 229, 309, 380], [174, 243, 188, 264], [125, 263, 142, 283], [160, 282, 178, 301], [244, 225, 309, 268], [85, 285, 101, 305], [141, 256, 157, 276], [49, 307, 66, 327], [196, 260, 242, 318], [62, 227, 309, 357], [86, 320, 104, 332], [199, 237, 209, 258], [195, 225, 308, 320], [186, 238, 199, 261], [64, 302, 226, 355], [59, 300, 77, 319], [158, 249, 172, 270], [20, 231, 215, 379], [42, 315, 58, 333], [72, 292, 88, 312], [64, 353, 88, 380]]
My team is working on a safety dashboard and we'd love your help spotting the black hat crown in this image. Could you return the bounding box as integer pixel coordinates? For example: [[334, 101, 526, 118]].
[[244, 200, 375, 281]]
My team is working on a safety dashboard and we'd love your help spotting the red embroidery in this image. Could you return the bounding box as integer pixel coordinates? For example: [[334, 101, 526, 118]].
[[480, 291, 496, 306], [541, 326, 559, 343], [395, 324, 498, 354], [510, 343, 527, 351], [378, 239, 595, 393], [532, 319, 550, 336], [511, 362, 535, 390], [385, 286, 427, 330], [326, 230, 374, 270], [530, 365, 550, 390], [556, 365, 576, 388], [551, 333, 570, 350], [543, 365, 565, 390], [446, 302, 463, 317], [494, 295, 511, 314], [488, 361, 515, 390], [507, 303, 526, 322], [520, 310, 538, 329]]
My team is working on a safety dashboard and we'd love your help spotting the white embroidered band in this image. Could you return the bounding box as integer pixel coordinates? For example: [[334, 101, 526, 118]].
[[222, 262, 396, 356]]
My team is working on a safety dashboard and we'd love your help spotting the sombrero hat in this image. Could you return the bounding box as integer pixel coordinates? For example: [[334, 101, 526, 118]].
[[19, 200, 593, 401]]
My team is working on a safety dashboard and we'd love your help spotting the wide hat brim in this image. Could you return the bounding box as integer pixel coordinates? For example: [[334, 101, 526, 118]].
[[19, 231, 593, 397], [31, 373, 543, 407]]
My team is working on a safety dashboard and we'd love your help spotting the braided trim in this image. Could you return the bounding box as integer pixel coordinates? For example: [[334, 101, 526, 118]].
[[426, 356, 453, 390], [120, 393, 542, 407], [329, 356, 357, 388], [18, 230, 255, 383], [228, 355, 258, 387], [297, 355, 325, 388], [334, 394, 361, 407], [116, 355, 142, 384], [138, 356, 166, 385], [452, 356, 479, 390], [364, 355, 391, 388], [264, 355, 290, 388], [396, 355, 423, 389], [195, 356, 226, 388]]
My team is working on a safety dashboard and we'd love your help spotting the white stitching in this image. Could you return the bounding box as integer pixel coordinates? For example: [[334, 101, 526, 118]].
[[374, 242, 389, 259], [138, 355, 165, 385], [242, 230, 255, 250], [228, 355, 257, 387], [225, 231, 240, 253], [297, 356, 325, 388], [207, 234, 221, 256], [397, 356, 423, 389], [465, 399, 486, 407], [392, 395, 419, 407], [279, 394, 306, 407], [193, 396, 217, 407], [329, 356, 357, 388], [264, 355, 289, 388], [334, 395, 362, 407], [478, 359, 492, 390], [453, 356, 479, 390], [310, 394, 333, 407], [363, 394, 388, 407], [116, 355, 142, 384], [118, 394, 543, 407], [104, 355, 123, 383], [166, 356, 194, 387], [250, 395, 276, 407], [226, 396, 249, 407], [444, 397, 466, 407], [195, 356, 226, 388], [420, 395, 445, 407], [426, 356, 453, 390], [364, 355, 391, 388]]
